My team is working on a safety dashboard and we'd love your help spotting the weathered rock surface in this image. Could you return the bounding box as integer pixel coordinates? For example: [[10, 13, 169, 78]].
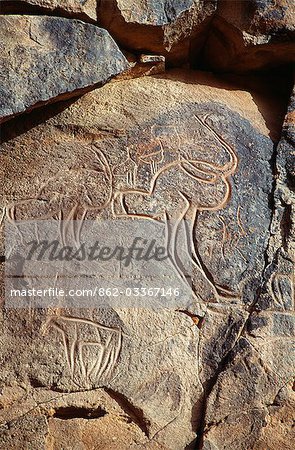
[[257, 79, 295, 313], [115, 51, 166, 80], [97, 0, 217, 65], [201, 314, 295, 449], [1, 71, 292, 449], [0, 0, 98, 21], [203, 0, 295, 72], [0, 387, 164, 449], [200, 80, 295, 450], [0, 15, 129, 123]]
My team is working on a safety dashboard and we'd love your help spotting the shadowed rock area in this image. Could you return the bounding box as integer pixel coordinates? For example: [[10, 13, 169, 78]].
[[203, 0, 295, 72], [97, 0, 217, 65]]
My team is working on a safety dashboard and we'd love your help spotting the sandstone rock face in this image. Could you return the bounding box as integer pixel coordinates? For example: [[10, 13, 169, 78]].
[[256, 80, 294, 314], [200, 81, 295, 450], [0, 16, 129, 123], [1, 71, 293, 449], [203, 0, 295, 72], [0, 387, 162, 449], [97, 0, 217, 65], [0, 0, 98, 21]]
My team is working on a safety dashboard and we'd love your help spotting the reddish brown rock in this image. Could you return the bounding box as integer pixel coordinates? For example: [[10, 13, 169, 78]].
[[201, 313, 295, 450], [97, 0, 217, 65], [115, 52, 166, 80], [0, 387, 165, 449], [1, 70, 290, 449], [200, 78, 295, 450], [203, 0, 295, 72]]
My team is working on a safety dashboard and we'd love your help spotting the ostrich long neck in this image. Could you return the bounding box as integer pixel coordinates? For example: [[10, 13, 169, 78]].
[[194, 114, 238, 175]]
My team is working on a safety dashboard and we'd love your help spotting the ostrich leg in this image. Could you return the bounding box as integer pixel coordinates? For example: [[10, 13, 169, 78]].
[[185, 208, 239, 301], [165, 194, 204, 303]]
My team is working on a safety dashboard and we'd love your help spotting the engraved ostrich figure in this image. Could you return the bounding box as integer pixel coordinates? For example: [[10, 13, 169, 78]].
[[42, 314, 122, 387], [112, 114, 239, 302], [5, 146, 113, 246]]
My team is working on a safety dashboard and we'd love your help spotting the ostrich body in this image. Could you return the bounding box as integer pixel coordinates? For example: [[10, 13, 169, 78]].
[[112, 115, 239, 302]]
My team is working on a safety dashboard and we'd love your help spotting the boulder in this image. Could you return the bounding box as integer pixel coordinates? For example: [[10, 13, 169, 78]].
[[0, 0, 98, 21], [1, 70, 290, 448], [97, 0, 217, 65], [0, 15, 129, 123], [200, 79, 295, 450], [203, 0, 295, 72]]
